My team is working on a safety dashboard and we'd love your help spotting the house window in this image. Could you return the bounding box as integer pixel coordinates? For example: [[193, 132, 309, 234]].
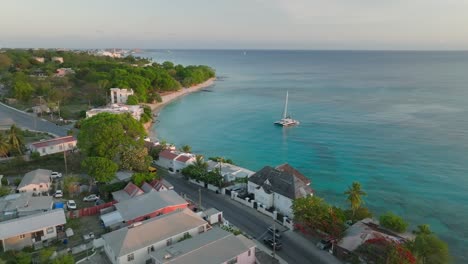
[[198, 226, 205, 234], [68, 143, 74, 148], [227, 258, 238, 264], [127, 253, 134, 261], [33, 188, 37, 191], [42, 148, 46, 153], [248, 249, 251, 256], [46, 227, 54, 234], [59, 145, 63, 150], [147, 245, 154, 253], [50, 146, 54, 150], [19, 234, 26, 239], [166, 238, 173, 246]]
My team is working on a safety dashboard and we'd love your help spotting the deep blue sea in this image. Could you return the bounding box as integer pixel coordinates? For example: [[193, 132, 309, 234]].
[[145, 50, 468, 262]]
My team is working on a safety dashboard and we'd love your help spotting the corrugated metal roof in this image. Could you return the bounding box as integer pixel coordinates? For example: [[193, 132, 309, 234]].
[[17, 169, 52, 190], [0, 209, 66, 239]]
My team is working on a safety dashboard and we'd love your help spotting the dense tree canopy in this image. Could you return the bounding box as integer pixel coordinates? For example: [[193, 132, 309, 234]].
[[77, 113, 146, 163], [379, 212, 409, 233], [81, 157, 118, 183]]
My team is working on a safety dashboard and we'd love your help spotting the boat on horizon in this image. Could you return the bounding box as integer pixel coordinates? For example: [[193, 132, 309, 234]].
[[274, 91, 300, 127]]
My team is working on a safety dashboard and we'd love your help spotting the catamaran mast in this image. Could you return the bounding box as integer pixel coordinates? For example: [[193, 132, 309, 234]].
[[282, 91, 289, 119]]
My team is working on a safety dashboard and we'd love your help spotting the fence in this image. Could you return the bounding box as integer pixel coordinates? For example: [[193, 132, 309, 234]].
[[68, 201, 117, 218]]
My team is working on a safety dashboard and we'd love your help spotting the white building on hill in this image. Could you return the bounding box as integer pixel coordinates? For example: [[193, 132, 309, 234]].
[[110, 88, 134, 104]]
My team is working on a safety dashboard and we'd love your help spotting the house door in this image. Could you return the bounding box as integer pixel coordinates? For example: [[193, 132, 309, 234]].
[[253, 202, 258, 209]]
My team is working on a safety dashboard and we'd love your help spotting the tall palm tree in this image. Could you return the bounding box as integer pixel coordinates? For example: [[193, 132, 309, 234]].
[[8, 124, 24, 155], [194, 155, 207, 170], [344, 181, 367, 220], [180, 145, 192, 153], [0, 133, 10, 157]]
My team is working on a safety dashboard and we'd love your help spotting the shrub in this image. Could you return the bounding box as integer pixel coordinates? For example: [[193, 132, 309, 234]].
[[30, 151, 40, 160], [1, 177, 8, 186], [380, 212, 408, 233], [126, 95, 139, 105], [132, 172, 158, 187]]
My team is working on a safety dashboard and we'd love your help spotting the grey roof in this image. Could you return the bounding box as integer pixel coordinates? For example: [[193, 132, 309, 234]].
[[0, 209, 66, 239], [102, 208, 207, 257], [114, 190, 188, 222], [203, 208, 221, 217], [249, 166, 313, 200], [151, 227, 255, 264], [0, 193, 53, 213], [17, 169, 52, 189]]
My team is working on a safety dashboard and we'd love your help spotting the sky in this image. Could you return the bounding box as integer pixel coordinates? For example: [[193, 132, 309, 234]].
[[1, 0, 468, 50]]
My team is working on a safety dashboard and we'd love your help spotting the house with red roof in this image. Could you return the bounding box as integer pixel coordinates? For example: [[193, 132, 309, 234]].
[[155, 149, 196, 173], [29, 136, 77, 157], [112, 182, 145, 202]]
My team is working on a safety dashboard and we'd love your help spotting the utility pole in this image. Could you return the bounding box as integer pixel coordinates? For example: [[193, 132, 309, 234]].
[[57, 100, 61, 120], [198, 188, 202, 210], [63, 150, 68, 176]]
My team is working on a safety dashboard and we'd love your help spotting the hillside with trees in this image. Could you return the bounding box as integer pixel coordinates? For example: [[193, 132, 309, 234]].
[[0, 49, 215, 119]]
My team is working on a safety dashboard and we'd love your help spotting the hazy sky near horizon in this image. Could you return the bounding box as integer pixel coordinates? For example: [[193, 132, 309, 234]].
[[1, 0, 468, 50]]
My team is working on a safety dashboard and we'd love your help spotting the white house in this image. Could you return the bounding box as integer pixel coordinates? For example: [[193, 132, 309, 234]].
[[247, 164, 313, 218], [0, 209, 66, 251], [156, 150, 196, 173], [86, 105, 143, 120], [29, 136, 77, 156], [17, 169, 52, 194], [110, 88, 134, 104], [206, 160, 255, 182], [102, 208, 209, 264], [150, 227, 256, 264]]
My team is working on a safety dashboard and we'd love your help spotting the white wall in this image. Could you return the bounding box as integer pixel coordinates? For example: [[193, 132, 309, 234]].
[[18, 183, 50, 194], [229, 246, 256, 264], [274, 193, 294, 217], [251, 185, 273, 208], [155, 157, 173, 170], [31, 141, 77, 156]]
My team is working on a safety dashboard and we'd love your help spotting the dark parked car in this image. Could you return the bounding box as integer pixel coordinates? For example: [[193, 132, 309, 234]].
[[267, 227, 281, 239], [263, 237, 282, 251], [316, 239, 333, 251]]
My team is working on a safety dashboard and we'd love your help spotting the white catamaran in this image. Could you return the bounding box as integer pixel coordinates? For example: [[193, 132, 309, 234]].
[[274, 91, 300, 127]]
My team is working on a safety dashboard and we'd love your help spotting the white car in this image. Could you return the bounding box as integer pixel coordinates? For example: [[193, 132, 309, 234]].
[[67, 200, 77, 210], [54, 190, 63, 198], [83, 194, 100, 202], [51, 172, 62, 179]]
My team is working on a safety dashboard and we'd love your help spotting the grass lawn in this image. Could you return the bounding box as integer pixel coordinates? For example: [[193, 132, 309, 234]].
[[0, 152, 84, 177]]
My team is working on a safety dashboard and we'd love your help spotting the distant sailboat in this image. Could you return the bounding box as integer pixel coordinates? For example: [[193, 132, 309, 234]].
[[274, 91, 300, 127]]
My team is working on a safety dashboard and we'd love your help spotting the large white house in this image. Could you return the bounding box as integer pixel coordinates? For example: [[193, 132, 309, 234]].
[[102, 208, 209, 264], [156, 150, 196, 173], [29, 136, 77, 156], [110, 88, 134, 104], [0, 209, 66, 251], [247, 163, 313, 218], [150, 227, 256, 264], [17, 169, 52, 194]]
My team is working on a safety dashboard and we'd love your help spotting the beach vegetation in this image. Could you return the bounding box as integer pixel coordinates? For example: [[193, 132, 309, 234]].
[[405, 225, 450, 264], [379, 212, 409, 233], [208, 156, 235, 165], [0, 49, 215, 118], [344, 181, 367, 221], [180, 144, 192, 153]]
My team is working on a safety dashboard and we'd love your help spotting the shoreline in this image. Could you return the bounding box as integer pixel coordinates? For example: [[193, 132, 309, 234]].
[[144, 77, 216, 137]]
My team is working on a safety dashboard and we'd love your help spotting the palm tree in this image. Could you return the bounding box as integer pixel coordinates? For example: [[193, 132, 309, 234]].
[[180, 144, 192, 153], [8, 124, 24, 155], [194, 155, 207, 170], [0, 133, 10, 157], [414, 224, 432, 235], [344, 182, 367, 220]]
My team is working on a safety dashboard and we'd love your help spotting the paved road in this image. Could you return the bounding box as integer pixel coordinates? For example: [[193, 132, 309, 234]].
[[0, 102, 67, 136], [161, 170, 341, 264]]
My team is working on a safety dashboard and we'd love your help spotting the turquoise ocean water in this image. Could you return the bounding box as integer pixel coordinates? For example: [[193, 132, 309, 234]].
[[146, 50, 468, 262]]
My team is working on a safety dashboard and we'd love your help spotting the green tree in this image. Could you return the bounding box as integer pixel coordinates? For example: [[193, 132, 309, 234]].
[[344, 181, 366, 220], [126, 95, 139, 105], [414, 224, 432, 235], [344, 207, 372, 222], [77, 113, 146, 162], [180, 144, 192, 153], [8, 124, 24, 155], [380, 212, 409, 233], [0, 133, 10, 157], [16, 251, 32, 264], [0, 54, 12, 70], [131, 172, 159, 187], [0, 186, 11, 197], [13, 80, 35, 101], [39, 247, 56, 264], [120, 146, 152, 172], [82, 157, 118, 183], [411, 233, 450, 264]]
